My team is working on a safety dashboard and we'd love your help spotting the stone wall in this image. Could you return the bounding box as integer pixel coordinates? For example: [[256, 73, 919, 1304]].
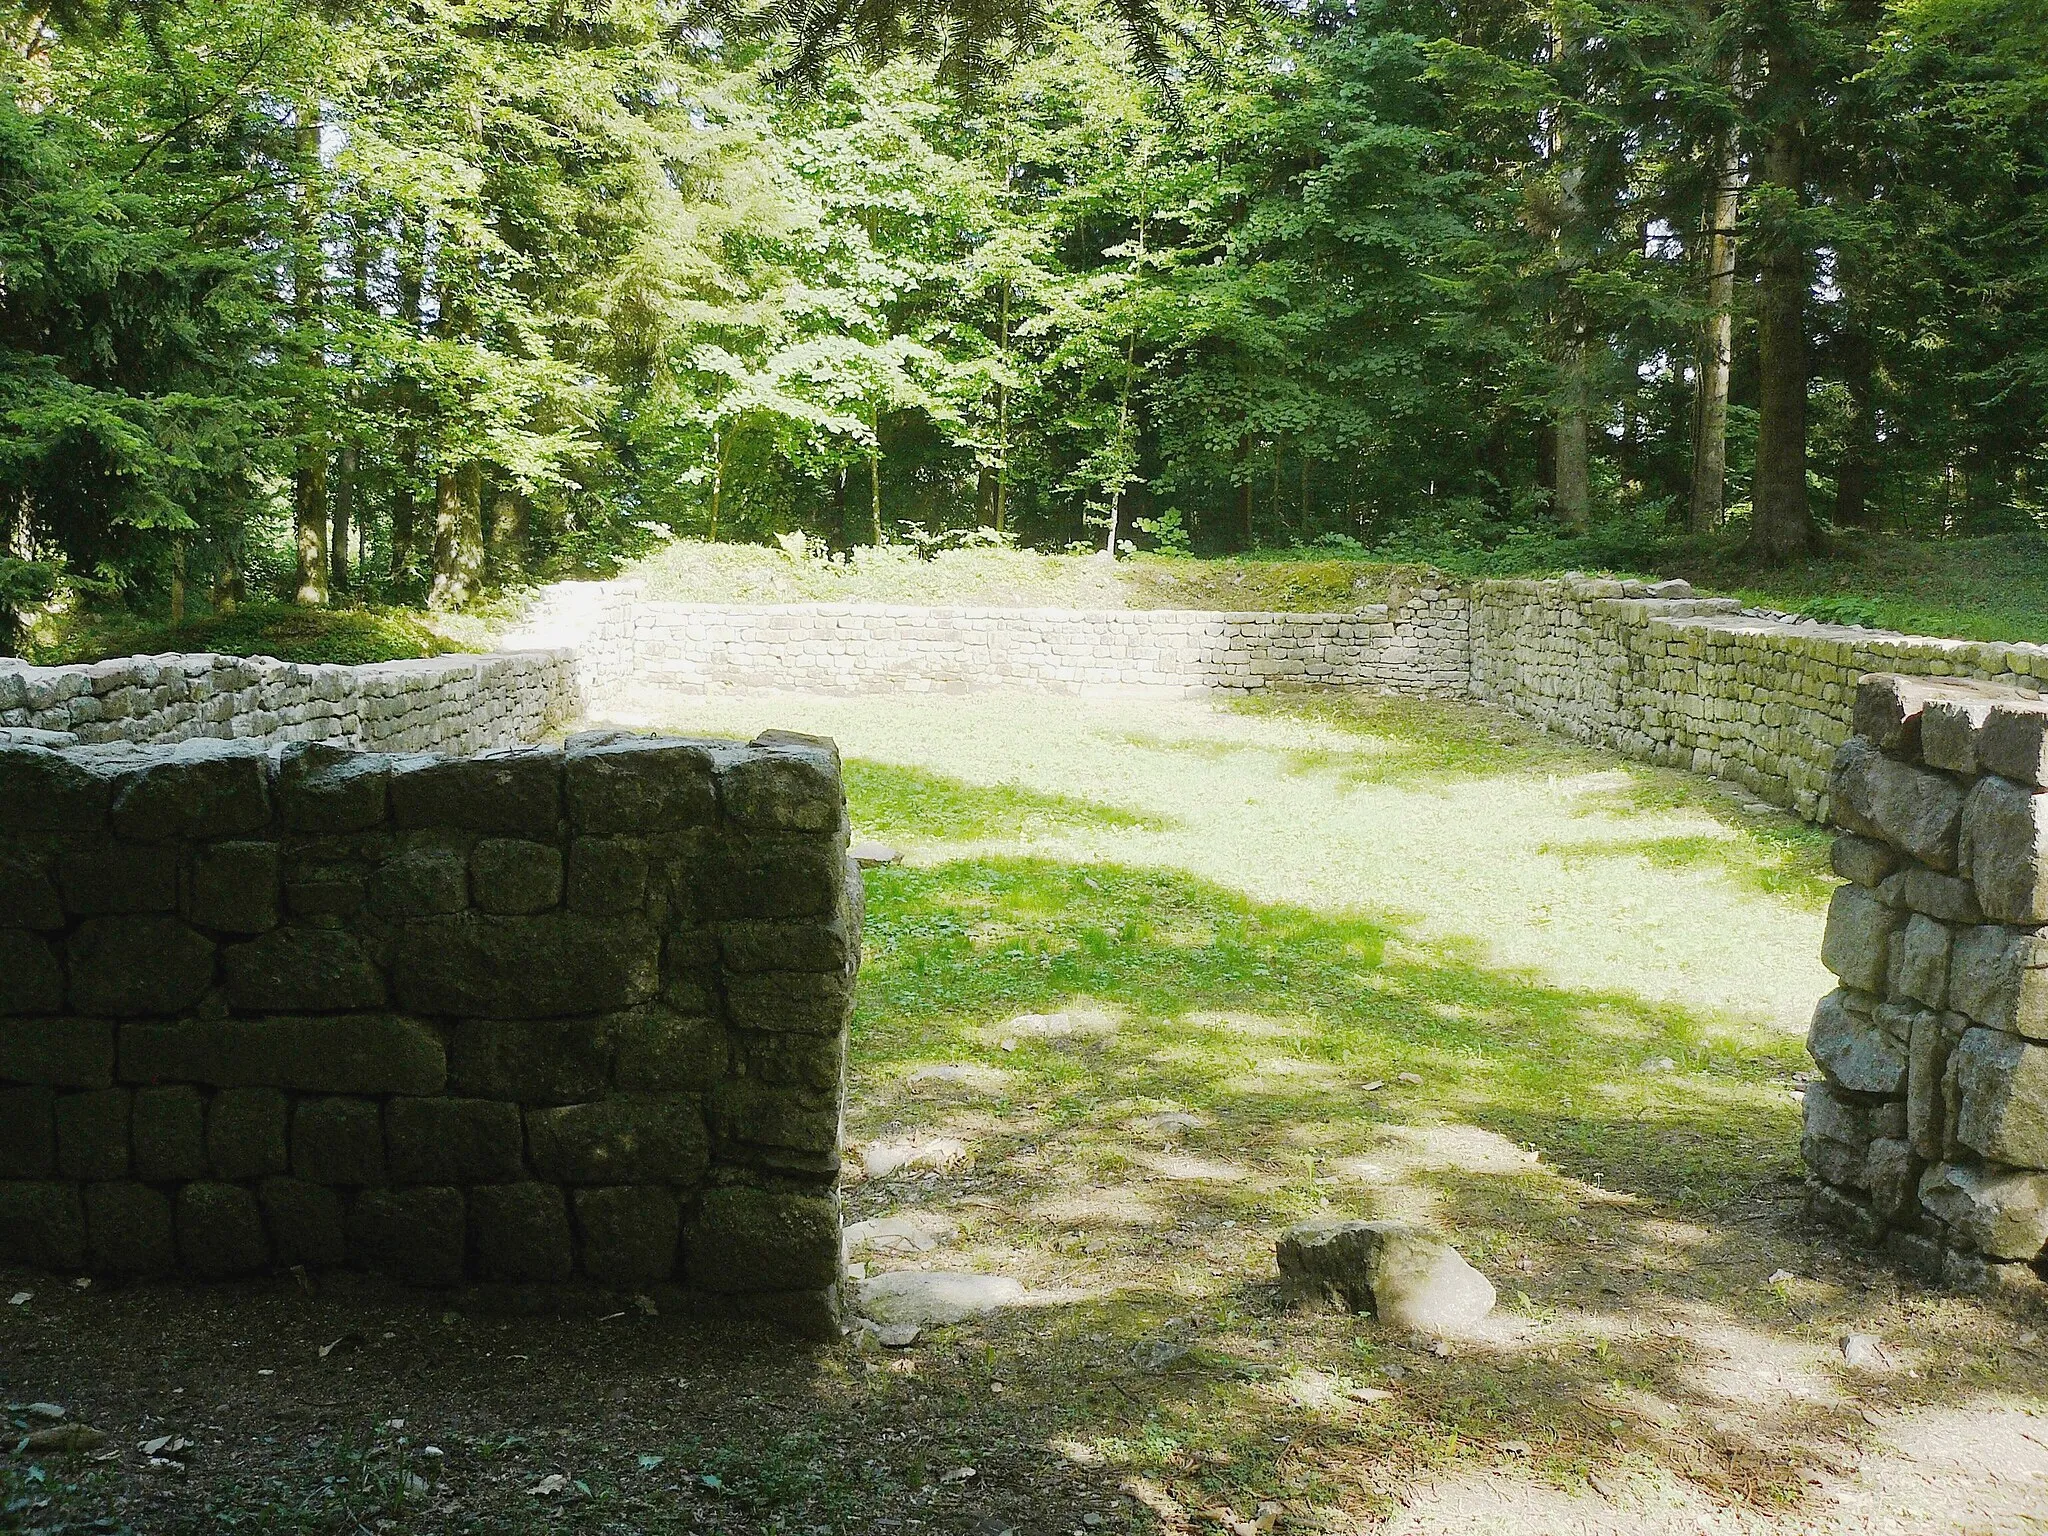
[[1803, 676, 2048, 1292], [0, 649, 580, 754], [0, 730, 856, 1335], [512, 580, 1472, 705], [1469, 579, 2048, 820]]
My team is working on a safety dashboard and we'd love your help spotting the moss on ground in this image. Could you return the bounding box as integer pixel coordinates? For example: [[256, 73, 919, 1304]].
[[21, 602, 474, 666]]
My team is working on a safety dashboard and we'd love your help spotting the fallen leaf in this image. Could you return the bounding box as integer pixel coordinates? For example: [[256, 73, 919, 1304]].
[[526, 1473, 571, 1496], [24, 1403, 65, 1420], [1395, 1072, 1423, 1086], [939, 1466, 977, 1484], [7, 1292, 29, 1306], [138, 1435, 191, 1458], [637, 1453, 665, 1470]]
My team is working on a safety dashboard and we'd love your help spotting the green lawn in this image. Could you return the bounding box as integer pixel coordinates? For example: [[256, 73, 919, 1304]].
[[603, 688, 2048, 1532]]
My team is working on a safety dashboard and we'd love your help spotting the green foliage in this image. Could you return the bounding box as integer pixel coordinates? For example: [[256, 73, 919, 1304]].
[[28, 602, 467, 666]]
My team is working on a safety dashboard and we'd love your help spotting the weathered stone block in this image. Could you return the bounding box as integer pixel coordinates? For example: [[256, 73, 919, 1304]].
[[1908, 1013, 1964, 1160], [710, 1079, 840, 1172], [1877, 866, 1981, 924], [732, 1028, 845, 1094], [1853, 675, 1977, 756], [0, 855, 63, 929], [1831, 834, 1898, 888], [450, 1018, 610, 1103], [0, 1180, 86, 1267], [471, 1182, 574, 1282], [278, 741, 389, 832], [385, 1097, 526, 1183], [286, 874, 365, 919], [292, 1096, 387, 1184], [1960, 776, 2048, 924], [391, 749, 561, 835], [367, 847, 468, 918], [1954, 1027, 2048, 1167], [610, 1008, 724, 1092], [573, 1185, 679, 1284], [1980, 700, 2048, 788], [176, 1182, 269, 1277], [525, 1096, 709, 1184], [0, 931, 65, 1015], [566, 838, 646, 915], [55, 1086, 129, 1178], [1829, 737, 1965, 872], [718, 919, 856, 975], [684, 1187, 839, 1293], [470, 839, 562, 915], [1948, 926, 2048, 1038], [564, 738, 716, 835], [109, 739, 271, 841], [1802, 1080, 1872, 1188], [724, 970, 855, 1035], [185, 841, 281, 933], [122, 1015, 446, 1095], [222, 927, 386, 1013], [1863, 1137, 1920, 1224], [1922, 696, 2003, 777], [208, 1086, 289, 1178], [0, 745, 113, 831], [66, 916, 214, 1016], [259, 1176, 347, 1266], [0, 1085, 54, 1178], [392, 913, 659, 1018], [1890, 915, 1953, 1011], [348, 1186, 466, 1286], [712, 834, 844, 920], [1919, 1161, 2048, 1261], [719, 737, 842, 833], [86, 1181, 176, 1274], [56, 844, 177, 915], [0, 1017, 114, 1088]]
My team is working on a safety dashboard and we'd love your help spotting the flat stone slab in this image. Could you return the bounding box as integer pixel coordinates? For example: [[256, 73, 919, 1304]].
[[850, 841, 902, 867], [843, 1212, 959, 1257], [854, 1271, 1025, 1326], [1277, 1219, 1496, 1334]]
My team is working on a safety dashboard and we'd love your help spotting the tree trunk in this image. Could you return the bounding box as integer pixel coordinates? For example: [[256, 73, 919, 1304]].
[[331, 443, 355, 596], [291, 100, 328, 607], [487, 486, 526, 579], [709, 427, 725, 542], [429, 465, 483, 609], [1689, 132, 1743, 534], [1835, 322, 1875, 528], [1750, 113, 1810, 557], [169, 538, 186, 627], [868, 406, 883, 546], [391, 216, 424, 586], [994, 278, 1010, 534], [1554, 336, 1590, 531]]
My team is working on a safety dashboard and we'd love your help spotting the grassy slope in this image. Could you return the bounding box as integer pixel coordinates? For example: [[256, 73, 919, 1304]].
[[623, 532, 2048, 646], [19, 602, 483, 667]]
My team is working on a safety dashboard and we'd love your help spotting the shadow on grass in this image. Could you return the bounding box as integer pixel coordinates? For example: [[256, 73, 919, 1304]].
[[845, 757, 1171, 842], [837, 852, 2046, 1528]]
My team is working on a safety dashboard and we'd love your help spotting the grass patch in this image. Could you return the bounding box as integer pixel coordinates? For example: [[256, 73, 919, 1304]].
[[22, 602, 475, 666]]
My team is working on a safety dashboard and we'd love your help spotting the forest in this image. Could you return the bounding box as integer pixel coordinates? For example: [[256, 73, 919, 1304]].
[[2, 0, 2045, 648]]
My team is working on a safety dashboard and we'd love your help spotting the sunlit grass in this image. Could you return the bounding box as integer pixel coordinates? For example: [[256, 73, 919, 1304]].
[[608, 688, 2045, 1532]]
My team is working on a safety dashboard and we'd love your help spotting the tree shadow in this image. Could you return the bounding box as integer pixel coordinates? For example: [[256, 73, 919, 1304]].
[[844, 758, 1172, 844]]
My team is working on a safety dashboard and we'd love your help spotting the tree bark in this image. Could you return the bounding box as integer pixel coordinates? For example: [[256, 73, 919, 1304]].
[[1750, 105, 1811, 556], [1689, 132, 1742, 534], [868, 405, 883, 546], [1554, 335, 1591, 531], [291, 100, 328, 607], [487, 485, 526, 579], [331, 443, 355, 596], [391, 217, 424, 586], [429, 465, 483, 609]]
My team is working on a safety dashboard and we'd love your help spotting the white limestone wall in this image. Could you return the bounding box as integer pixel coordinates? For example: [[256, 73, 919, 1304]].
[[0, 649, 581, 754]]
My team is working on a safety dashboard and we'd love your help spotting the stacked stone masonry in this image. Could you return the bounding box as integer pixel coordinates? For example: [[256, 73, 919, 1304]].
[[518, 575, 2048, 824], [0, 730, 858, 1336], [0, 649, 580, 755], [1802, 675, 2048, 1292]]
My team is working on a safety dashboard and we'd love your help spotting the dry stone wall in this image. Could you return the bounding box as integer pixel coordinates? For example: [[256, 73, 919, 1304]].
[[0, 649, 580, 755], [1469, 579, 2048, 820], [0, 730, 856, 1335], [513, 580, 1471, 705], [1803, 676, 2048, 1292]]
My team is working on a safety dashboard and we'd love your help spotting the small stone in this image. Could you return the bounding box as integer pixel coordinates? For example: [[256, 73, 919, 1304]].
[[854, 1270, 1025, 1326], [23, 1424, 108, 1454], [1840, 1333, 1890, 1370], [875, 1322, 920, 1348], [850, 841, 902, 867], [1276, 1219, 1496, 1333], [1129, 1337, 1191, 1372], [843, 1212, 959, 1257], [1918, 1161, 2048, 1260]]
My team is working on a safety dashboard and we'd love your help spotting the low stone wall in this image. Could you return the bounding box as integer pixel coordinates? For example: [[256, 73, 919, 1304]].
[[1803, 676, 2048, 1292], [0, 730, 856, 1335], [0, 649, 580, 754], [513, 580, 1471, 704], [1469, 580, 2048, 821]]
